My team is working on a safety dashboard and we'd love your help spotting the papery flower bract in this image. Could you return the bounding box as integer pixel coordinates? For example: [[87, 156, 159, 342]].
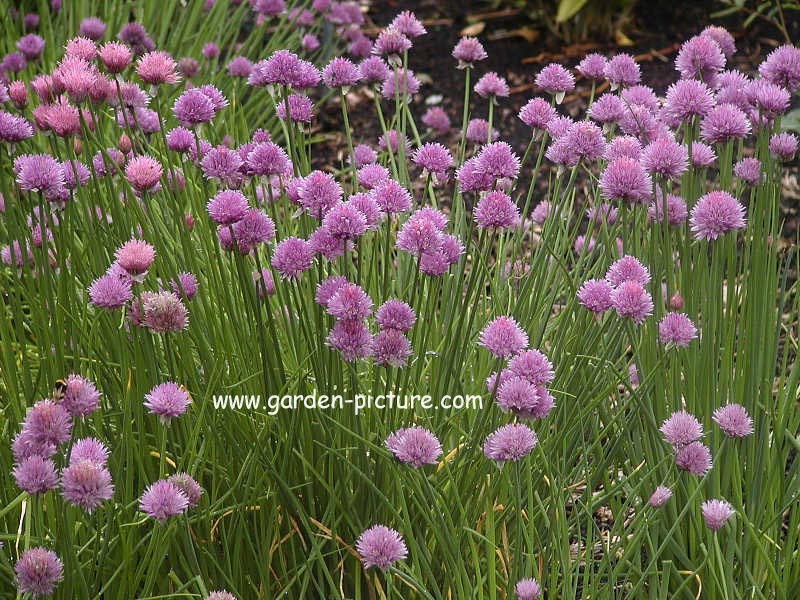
[[13, 455, 59, 494], [144, 382, 190, 423], [479, 316, 528, 358], [610, 280, 653, 324], [648, 486, 672, 508], [272, 237, 313, 279], [675, 441, 712, 475], [356, 525, 407, 569], [61, 459, 114, 512], [15, 547, 63, 598], [658, 313, 698, 347], [483, 423, 537, 462], [712, 404, 754, 437], [385, 426, 441, 466], [701, 499, 734, 531], [690, 191, 745, 241], [140, 479, 189, 523]]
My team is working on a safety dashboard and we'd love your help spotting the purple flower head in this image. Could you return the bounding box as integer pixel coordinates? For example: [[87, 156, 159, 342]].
[[519, 97, 556, 129], [675, 35, 725, 82], [13, 456, 59, 494], [690, 191, 745, 241], [700, 103, 751, 144], [413, 142, 453, 176], [604, 136, 642, 162], [326, 319, 372, 361], [466, 118, 496, 144], [79, 17, 106, 40], [0, 111, 34, 144], [385, 426, 441, 466], [247, 141, 292, 177], [144, 382, 190, 423], [648, 192, 687, 226], [99, 41, 132, 73], [610, 280, 653, 324], [577, 53, 607, 80], [61, 160, 90, 190], [276, 93, 314, 123], [515, 578, 541, 600], [173, 88, 215, 127], [691, 142, 717, 167], [675, 441, 712, 475], [358, 56, 390, 84], [61, 459, 114, 512], [622, 85, 659, 111], [201, 42, 219, 60], [701, 499, 734, 531], [125, 155, 162, 193], [352, 144, 378, 168], [2, 52, 27, 73], [734, 158, 761, 185], [118, 22, 156, 55], [376, 299, 415, 331], [372, 329, 412, 367], [140, 479, 189, 522], [89, 273, 132, 309], [658, 313, 698, 348], [715, 70, 750, 108], [475, 71, 509, 98], [327, 283, 372, 320], [640, 137, 688, 180], [747, 79, 790, 121], [349, 192, 381, 228], [456, 156, 493, 193], [712, 404, 753, 437], [142, 291, 189, 332], [207, 190, 249, 225], [605, 54, 640, 88], [298, 171, 342, 218], [164, 127, 193, 153], [476, 141, 521, 180], [252, 268, 275, 299], [23, 400, 72, 450], [15, 548, 63, 597], [380, 68, 420, 99], [322, 57, 361, 88], [479, 315, 528, 358], [701, 25, 736, 57], [664, 80, 716, 124], [137, 51, 179, 85], [227, 56, 254, 78], [70, 437, 109, 465], [16, 34, 45, 60], [599, 158, 652, 204], [496, 377, 553, 419], [13, 154, 65, 201], [115, 238, 155, 278], [508, 349, 554, 386], [452, 37, 487, 67], [397, 216, 444, 256], [205, 592, 237, 600], [648, 486, 672, 508], [61, 374, 101, 417], [64, 36, 97, 61], [758, 44, 800, 92], [589, 93, 625, 123], [577, 279, 613, 314], [372, 27, 412, 60], [372, 178, 412, 213], [474, 191, 520, 229], [618, 103, 661, 143], [167, 473, 203, 507], [200, 146, 243, 186], [564, 121, 606, 162], [358, 163, 391, 189], [769, 132, 798, 161], [232, 209, 276, 254], [322, 202, 368, 240], [302, 33, 321, 52], [535, 63, 574, 99], [378, 129, 411, 154], [356, 525, 407, 569], [272, 237, 313, 279], [391, 10, 426, 37], [483, 423, 537, 462]]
